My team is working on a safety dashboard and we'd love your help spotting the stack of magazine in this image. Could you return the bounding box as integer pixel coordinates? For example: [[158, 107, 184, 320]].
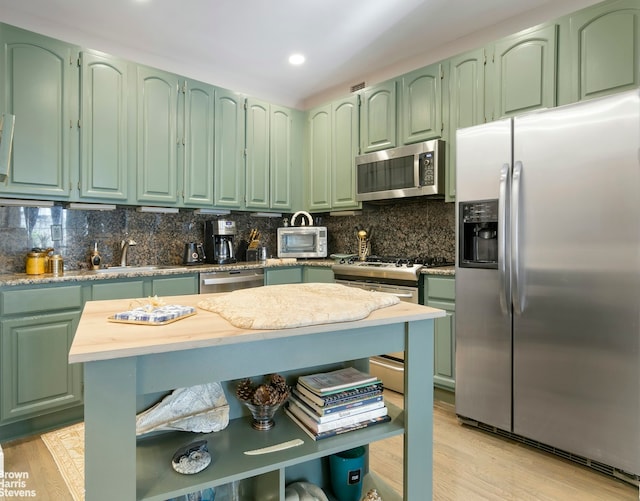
[[284, 367, 390, 440]]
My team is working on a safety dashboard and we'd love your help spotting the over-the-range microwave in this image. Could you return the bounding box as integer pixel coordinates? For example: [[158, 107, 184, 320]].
[[355, 139, 445, 202], [277, 226, 328, 258]]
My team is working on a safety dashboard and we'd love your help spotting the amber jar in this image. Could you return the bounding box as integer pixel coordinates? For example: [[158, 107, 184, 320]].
[[25, 252, 47, 275]]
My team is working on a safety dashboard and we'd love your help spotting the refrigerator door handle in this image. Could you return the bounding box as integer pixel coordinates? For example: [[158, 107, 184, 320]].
[[498, 163, 511, 315], [512, 161, 525, 314]]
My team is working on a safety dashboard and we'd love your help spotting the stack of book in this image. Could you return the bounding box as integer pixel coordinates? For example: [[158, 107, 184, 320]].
[[284, 367, 390, 440]]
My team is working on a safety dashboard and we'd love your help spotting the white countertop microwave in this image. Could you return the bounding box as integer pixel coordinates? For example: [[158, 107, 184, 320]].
[[277, 226, 328, 258]]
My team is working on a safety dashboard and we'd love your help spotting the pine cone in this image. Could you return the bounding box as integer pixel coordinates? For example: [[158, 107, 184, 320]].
[[236, 378, 255, 402], [252, 384, 280, 406], [268, 373, 289, 399]]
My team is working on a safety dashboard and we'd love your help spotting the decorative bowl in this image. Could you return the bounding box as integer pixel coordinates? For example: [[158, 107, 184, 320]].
[[243, 401, 285, 431]]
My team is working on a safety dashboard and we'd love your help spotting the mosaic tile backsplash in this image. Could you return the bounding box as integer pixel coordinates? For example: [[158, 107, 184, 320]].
[[0, 198, 455, 273]]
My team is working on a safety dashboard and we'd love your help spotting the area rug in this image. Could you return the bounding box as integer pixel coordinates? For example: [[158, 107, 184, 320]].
[[41, 422, 85, 501]]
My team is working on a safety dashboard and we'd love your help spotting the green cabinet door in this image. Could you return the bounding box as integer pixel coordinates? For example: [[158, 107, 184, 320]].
[[1, 310, 82, 422], [565, 0, 640, 103], [302, 267, 334, 283], [151, 275, 198, 296], [264, 266, 303, 285], [245, 98, 270, 209], [0, 25, 77, 199], [400, 63, 443, 144], [270, 104, 294, 210], [135, 66, 180, 204], [79, 50, 129, 202], [489, 24, 557, 120], [360, 80, 397, 153], [182, 78, 215, 206], [331, 96, 360, 210], [246, 100, 295, 210], [448, 48, 486, 201], [214, 88, 245, 208], [423, 276, 456, 391], [307, 105, 332, 211]]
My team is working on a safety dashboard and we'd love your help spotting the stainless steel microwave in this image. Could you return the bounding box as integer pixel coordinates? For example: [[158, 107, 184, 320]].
[[277, 226, 328, 258], [356, 139, 445, 201]]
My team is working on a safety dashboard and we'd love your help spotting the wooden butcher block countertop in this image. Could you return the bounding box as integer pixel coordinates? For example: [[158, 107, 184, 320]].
[[69, 290, 444, 364]]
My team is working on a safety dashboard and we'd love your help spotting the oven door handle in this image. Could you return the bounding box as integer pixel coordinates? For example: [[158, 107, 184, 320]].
[[391, 292, 414, 299]]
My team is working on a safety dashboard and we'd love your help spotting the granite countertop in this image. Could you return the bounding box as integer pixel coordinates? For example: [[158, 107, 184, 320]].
[[0, 259, 454, 288], [0, 259, 335, 287]]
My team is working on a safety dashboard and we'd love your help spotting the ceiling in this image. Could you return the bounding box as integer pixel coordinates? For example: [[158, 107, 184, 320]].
[[0, 0, 599, 109]]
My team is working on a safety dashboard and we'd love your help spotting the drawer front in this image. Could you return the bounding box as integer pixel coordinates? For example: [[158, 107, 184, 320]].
[[92, 281, 145, 300], [427, 276, 455, 301], [1, 286, 83, 315]]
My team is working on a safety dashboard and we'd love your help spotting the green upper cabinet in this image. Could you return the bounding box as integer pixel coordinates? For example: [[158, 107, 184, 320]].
[[246, 99, 297, 211], [331, 96, 360, 210], [360, 80, 397, 153], [559, 0, 640, 104], [0, 24, 78, 200], [79, 50, 129, 202], [399, 63, 444, 144], [307, 96, 360, 212], [182, 78, 215, 207], [271, 105, 298, 211], [214, 88, 245, 208], [245, 98, 270, 209], [448, 47, 486, 201], [307, 104, 332, 211], [488, 24, 558, 120], [135, 66, 180, 205]]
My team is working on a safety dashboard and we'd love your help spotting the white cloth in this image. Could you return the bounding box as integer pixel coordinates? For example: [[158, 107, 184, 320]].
[[197, 283, 400, 329]]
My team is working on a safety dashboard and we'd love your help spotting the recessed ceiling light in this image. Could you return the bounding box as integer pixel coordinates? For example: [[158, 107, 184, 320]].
[[288, 53, 305, 66]]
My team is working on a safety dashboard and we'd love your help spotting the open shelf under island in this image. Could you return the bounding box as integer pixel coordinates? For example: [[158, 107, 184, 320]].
[[69, 289, 445, 500]]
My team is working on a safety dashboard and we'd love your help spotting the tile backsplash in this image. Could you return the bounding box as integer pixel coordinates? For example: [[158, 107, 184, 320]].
[[0, 198, 455, 273]]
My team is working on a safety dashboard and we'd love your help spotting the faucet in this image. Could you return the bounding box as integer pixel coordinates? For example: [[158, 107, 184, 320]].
[[120, 239, 137, 267]]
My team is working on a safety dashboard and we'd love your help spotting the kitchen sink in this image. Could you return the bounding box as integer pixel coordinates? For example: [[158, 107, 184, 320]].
[[94, 265, 188, 274]]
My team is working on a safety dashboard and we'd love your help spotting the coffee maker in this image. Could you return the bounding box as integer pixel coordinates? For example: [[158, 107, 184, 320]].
[[204, 220, 237, 264]]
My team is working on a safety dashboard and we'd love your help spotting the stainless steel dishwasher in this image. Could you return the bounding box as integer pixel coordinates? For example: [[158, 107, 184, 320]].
[[199, 269, 264, 293]]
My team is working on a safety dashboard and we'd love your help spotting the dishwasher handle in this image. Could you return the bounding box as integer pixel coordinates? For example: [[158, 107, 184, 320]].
[[201, 273, 264, 286]]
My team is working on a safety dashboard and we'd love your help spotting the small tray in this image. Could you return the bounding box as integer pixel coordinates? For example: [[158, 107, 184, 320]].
[[107, 311, 196, 326]]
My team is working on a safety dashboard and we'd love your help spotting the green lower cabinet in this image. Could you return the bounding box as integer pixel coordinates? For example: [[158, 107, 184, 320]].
[[302, 267, 334, 283], [151, 275, 198, 296], [265, 266, 333, 285], [0, 273, 199, 440], [264, 266, 303, 285], [0, 311, 82, 423], [422, 275, 456, 391]]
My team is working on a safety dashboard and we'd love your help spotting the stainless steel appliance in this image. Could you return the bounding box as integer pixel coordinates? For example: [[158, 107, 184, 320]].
[[356, 139, 445, 202], [182, 242, 205, 265], [199, 269, 264, 293], [333, 255, 453, 393], [277, 226, 328, 258], [204, 220, 237, 264], [455, 90, 640, 481]]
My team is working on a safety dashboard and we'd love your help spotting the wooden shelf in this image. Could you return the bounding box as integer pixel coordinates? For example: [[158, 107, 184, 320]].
[[136, 404, 404, 501]]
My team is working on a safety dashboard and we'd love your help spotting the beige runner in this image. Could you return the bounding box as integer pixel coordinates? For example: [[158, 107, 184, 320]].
[[41, 422, 85, 501]]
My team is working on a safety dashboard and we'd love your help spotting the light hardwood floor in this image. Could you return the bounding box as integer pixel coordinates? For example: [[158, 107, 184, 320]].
[[2, 393, 637, 500], [371, 391, 638, 500]]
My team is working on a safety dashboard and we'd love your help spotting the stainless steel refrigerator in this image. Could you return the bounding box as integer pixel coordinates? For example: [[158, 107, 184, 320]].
[[455, 89, 640, 478]]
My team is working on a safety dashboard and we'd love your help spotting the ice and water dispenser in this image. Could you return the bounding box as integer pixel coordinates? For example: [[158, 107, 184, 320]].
[[459, 200, 499, 269]]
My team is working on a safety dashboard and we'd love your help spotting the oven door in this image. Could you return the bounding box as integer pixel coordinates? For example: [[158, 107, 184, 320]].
[[335, 279, 418, 393]]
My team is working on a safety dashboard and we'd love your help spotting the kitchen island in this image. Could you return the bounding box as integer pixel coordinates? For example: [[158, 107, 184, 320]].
[[69, 290, 445, 500]]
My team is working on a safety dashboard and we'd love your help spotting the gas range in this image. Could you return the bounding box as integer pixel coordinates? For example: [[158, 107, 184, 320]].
[[332, 255, 454, 285]]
